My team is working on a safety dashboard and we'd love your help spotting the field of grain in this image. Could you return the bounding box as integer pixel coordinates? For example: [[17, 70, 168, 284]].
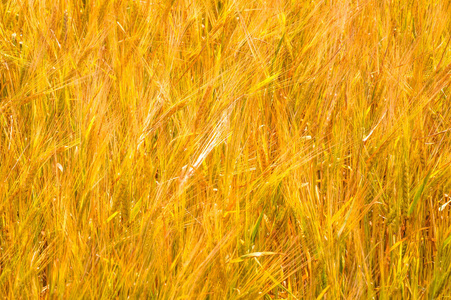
[[1, 0, 450, 298]]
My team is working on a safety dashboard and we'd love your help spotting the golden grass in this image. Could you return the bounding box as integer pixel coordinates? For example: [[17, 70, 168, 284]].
[[1, 0, 450, 298]]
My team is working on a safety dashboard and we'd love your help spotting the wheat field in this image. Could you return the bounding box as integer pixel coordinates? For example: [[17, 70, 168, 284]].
[[1, 0, 450, 299]]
